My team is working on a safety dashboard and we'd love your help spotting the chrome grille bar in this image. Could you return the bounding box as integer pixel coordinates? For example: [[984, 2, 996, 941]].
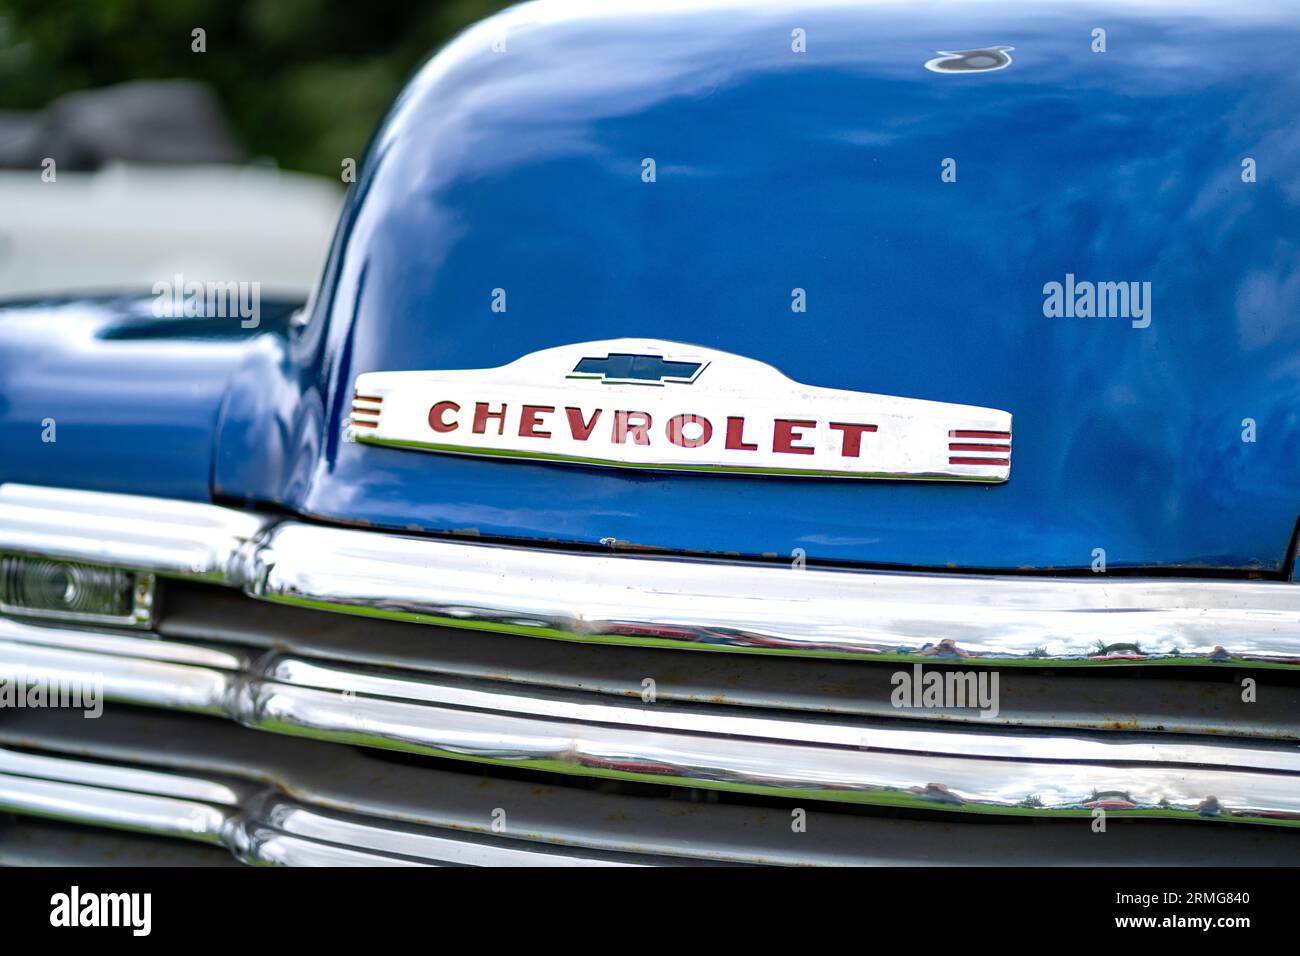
[[0, 747, 641, 866], [3, 483, 1300, 668], [4, 615, 1300, 826], [0, 483, 268, 583], [8, 707, 1300, 866]]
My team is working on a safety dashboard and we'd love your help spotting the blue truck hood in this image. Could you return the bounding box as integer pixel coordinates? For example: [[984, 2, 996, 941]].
[[7, 0, 1300, 573]]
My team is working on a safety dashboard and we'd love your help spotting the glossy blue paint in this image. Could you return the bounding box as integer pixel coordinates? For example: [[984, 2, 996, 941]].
[[8, 1, 1300, 573], [0, 298, 296, 501]]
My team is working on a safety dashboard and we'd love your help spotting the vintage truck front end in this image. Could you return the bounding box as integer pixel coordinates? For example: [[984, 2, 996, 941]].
[[3, 0, 1300, 865]]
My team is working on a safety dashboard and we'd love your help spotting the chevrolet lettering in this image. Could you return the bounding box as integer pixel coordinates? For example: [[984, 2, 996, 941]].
[[350, 340, 1013, 481]]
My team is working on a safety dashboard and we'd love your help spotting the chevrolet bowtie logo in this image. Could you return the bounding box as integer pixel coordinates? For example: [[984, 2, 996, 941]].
[[568, 352, 706, 385]]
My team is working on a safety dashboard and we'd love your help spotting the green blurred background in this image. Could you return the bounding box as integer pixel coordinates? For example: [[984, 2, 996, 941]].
[[0, 0, 511, 175]]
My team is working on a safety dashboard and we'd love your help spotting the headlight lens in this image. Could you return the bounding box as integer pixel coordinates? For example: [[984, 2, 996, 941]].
[[0, 556, 154, 626]]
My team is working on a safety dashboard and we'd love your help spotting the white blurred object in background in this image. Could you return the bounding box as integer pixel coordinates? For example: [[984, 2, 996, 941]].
[[0, 81, 343, 301], [0, 163, 341, 300]]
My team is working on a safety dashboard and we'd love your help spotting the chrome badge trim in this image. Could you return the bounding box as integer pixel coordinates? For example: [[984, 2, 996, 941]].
[[349, 339, 1012, 482]]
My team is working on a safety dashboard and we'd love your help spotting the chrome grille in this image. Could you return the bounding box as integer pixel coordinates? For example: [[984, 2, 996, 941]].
[[3, 483, 1300, 865], [6, 703, 1300, 867]]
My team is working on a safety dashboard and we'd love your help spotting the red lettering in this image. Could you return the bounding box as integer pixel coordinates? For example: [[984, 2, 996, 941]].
[[829, 422, 878, 457], [773, 419, 816, 455], [518, 405, 554, 438], [472, 402, 507, 435], [725, 416, 757, 451], [566, 407, 602, 440], [428, 401, 459, 433], [666, 414, 713, 448], [613, 410, 652, 445]]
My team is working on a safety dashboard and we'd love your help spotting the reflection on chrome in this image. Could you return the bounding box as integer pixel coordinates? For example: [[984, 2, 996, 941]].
[[3, 615, 1299, 828], [3, 484, 1300, 668], [0, 748, 637, 867]]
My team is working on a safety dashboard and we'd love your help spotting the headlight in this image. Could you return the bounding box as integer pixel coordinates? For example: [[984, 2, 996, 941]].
[[0, 556, 154, 627]]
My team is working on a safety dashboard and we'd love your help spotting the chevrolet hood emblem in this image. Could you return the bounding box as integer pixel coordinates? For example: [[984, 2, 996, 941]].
[[349, 339, 1012, 482]]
